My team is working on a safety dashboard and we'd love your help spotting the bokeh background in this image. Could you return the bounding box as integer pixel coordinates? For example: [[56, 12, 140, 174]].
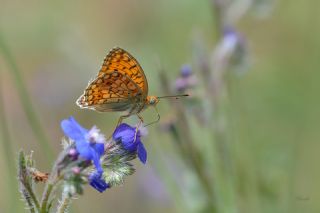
[[1, 0, 320, 212]]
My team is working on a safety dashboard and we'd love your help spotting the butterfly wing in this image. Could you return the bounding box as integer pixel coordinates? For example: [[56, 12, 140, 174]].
[[77, 71, 144, 112], [98, 47, 148, 99]]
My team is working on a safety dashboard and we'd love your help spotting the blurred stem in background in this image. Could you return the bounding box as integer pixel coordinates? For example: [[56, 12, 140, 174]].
[[0, 31, 53, 162], [155, 0, 267, 212], [0, 75, 22, 213], [160, 70, 217, 212], [211, 0, 225, 37]]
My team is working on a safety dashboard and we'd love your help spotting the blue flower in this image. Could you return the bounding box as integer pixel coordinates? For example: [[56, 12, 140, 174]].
[[89, 172, 109, 193], [113, 123, 147, 164], [61, 117, 105, 174]]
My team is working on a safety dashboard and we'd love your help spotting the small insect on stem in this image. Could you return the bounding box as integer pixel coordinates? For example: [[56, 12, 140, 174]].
[[30, 169, 49, 183]]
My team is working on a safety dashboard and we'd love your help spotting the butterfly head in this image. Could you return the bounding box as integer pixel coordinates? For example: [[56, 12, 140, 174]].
[[146, 96, 159, 106]]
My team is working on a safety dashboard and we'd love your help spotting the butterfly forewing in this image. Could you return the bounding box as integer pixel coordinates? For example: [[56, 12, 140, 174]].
[[99, 47, 148, 98]]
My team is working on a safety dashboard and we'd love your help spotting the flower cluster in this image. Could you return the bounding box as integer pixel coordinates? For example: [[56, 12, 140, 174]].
[[59, 117, 148, 193], [17, 117, 149, 212]]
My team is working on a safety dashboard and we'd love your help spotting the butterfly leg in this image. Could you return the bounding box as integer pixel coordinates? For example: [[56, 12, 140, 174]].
[[106, 114, 131, 141], [144, 106, 160, 127], [137, 113, 144, 123], [116, 114, 131, 127], [133, 114, 144, 142]]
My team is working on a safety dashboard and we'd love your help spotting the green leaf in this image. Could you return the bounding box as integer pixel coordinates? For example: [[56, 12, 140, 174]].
[[103, 162, 135, 187]]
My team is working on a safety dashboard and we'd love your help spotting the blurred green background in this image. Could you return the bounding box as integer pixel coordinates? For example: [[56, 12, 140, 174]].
[[1, 0, 320, 212]]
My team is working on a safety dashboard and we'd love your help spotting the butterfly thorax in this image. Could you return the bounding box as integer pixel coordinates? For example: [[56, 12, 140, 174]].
[[127, 95, 157, 114]]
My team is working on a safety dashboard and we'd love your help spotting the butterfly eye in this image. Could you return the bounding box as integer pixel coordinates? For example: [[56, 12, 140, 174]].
[[149, 98, 156, 105]]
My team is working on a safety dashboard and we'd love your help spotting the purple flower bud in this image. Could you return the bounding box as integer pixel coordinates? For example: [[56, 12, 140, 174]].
[[68, 148, 78, 160], [72, 166, 81, 174]]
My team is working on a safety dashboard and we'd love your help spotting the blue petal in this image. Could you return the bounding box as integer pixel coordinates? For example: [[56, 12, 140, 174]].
[[113, 123, 135, 140], [61, 117, 105, 175], [61, 117, 88, 141], [113, 123, 141, 152], [75, 141, 93, 159], [91, 151, 103, 174], [137, 142, 147, 164], [122, 137, 140, 152], [89, 172, 109, 193], [76, 143, 103, 174], [92, 142, 105, 156]]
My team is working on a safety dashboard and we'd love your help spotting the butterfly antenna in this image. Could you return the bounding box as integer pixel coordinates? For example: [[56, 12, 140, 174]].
[[157, 94, 189, 100], [144, 106, 161, 127]]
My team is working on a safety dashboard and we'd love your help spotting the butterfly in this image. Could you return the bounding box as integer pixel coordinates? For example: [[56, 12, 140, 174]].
[[76, 47, 188, 126]]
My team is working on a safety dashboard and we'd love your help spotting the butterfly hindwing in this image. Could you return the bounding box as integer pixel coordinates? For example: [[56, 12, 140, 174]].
[[77, 71, 144, 112]]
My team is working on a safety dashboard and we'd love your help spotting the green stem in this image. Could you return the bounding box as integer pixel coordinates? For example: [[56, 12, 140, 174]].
[[41, 148, 68, 213], [159, 70, 217, 212], [41, 183, 55, 213], [23, 181, 41, 211], [21, 189, 36, 213], [18, 151, 41, 211], [0, 31, 53, 161], [175, 105, 216, 212], [211, 0, 225, 39]]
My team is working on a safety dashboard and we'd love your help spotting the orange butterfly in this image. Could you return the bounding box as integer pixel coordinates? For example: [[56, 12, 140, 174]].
[[77, 47, 187, 126]]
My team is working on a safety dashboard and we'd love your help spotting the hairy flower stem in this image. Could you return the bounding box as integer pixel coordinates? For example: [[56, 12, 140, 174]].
[[56, 193, 72, 213], [18, 151, 41, 211], [40, 172, 62, 213], [40, 149, 68, 213], [21, 188, 36, 213], [41, 183, 55, 213], [23, 181, 41, 211]]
